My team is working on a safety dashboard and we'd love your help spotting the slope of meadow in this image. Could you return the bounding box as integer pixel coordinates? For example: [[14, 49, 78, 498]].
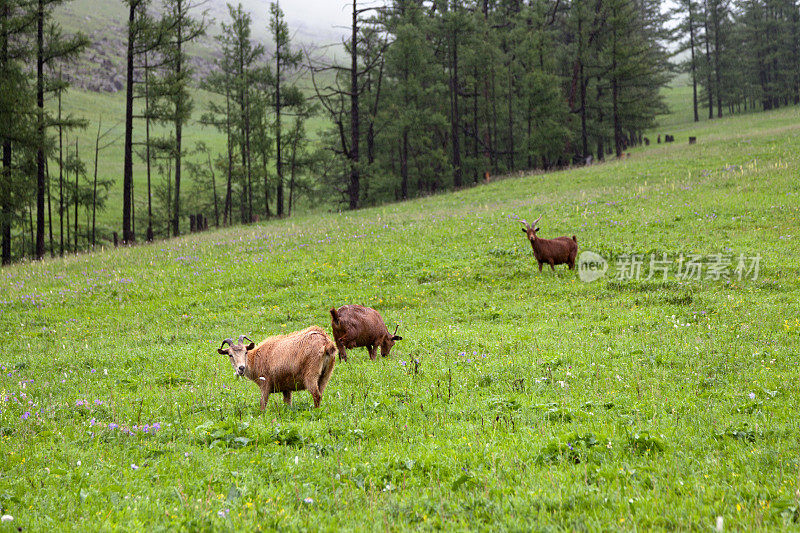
[[1, 106, 799, 530]]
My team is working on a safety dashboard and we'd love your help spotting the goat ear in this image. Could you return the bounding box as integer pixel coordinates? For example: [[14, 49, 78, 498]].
[[392, 335, 403, 341], [246, 342, 255, 350], [217, 348, 229, 355], [534, 227, 540, 232], [521, 228, 528, 234]]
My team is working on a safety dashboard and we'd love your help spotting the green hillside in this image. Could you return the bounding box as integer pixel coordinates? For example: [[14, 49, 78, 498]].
[[48, 0, 334, 241], [1, 103, 799, 529]]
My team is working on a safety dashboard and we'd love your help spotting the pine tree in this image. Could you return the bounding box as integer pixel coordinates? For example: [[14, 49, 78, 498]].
[[269, 1, 302, 217], [32, 0, 87, 259]]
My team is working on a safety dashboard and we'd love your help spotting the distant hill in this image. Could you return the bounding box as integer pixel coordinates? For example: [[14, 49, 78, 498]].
[[53, 0, 346, 93]]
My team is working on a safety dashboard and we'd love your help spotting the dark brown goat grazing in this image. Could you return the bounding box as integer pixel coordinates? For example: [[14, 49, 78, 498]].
[[521, 215, 578, 272], [330, 305, 402, 362], [217, 329, 337, 409]]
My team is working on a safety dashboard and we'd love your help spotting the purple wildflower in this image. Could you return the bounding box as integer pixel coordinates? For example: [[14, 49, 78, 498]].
[[21, 411, 30, 420]]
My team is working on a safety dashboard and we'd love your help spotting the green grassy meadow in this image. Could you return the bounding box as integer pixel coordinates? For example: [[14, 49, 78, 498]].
[[2, 100, 800, 530]]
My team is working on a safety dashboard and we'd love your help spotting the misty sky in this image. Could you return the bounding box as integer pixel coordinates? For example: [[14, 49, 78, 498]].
[[280, 1, 386, 39]]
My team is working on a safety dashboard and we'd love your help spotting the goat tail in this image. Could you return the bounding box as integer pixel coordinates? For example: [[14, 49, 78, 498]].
[[329, 307, 339, 324], [319, 339, 337, 377], [572, 235, 577, 243], [325, 339, 337, 358]]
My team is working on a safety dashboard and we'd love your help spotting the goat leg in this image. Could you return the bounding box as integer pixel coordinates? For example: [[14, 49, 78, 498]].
[[259, 383, 272, 411], [335, 340, 348, 362]]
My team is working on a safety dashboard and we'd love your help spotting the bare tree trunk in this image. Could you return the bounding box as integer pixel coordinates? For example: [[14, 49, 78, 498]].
[[92, 119, 101, 247], [1, 140, 10, 265], [224, 81, 233, 225], [65, 134, 70, 251], [450, 22, 462, 188], [490, 65, 498, 171], [206, 151, 219, 226], [46, 158, 53, 256], [703, 0, 714, 119], [288, 119, 300, 216], [400, 130, 408, 200], [35, 0, 45, 259], [688, 1, 699, 122], [123, 1, 137, 243], [505, 43, 515, 170], [58, 86, 64, 255], [74, 139, 78, 252], [145, 51, 153, 241], [275, 27, 284, 216], [348, 0, 360, 210], [578, 11, 588, 159], [711, 0, 722, 118], [259, 140, 271, 217], [473, 71, 480, 182], [611, 7, 623, 158], [173, 0, 183, 236], [1, 2, 11, 264], [243, 58, 253, 222]]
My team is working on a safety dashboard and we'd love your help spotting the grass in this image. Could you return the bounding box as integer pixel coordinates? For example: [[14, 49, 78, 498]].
[[2, 101, 800, 530]]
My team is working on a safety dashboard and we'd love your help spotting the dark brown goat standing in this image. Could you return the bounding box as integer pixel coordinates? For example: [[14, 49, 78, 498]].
[[521, 215, 578, 272], [330, 305, 402, 362]]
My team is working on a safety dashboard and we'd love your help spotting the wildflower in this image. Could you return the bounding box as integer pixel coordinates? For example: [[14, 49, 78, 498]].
[[303, 497, 314, 505], [90, 369, 96, 374], [76, 400, 85, 407], [1, 515, 12, 523], [131, 464, 139, 470], [89, 418, 96, 426], [108, 423, 119, 430], [21, 411, 30, 420], [748, 392, 755, 400], [151, 423, 161, 431], [217, 509, 230, 518]]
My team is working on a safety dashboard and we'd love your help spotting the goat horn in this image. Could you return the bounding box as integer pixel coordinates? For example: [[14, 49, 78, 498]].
[[220, 338, 235, 349], [393, 324, 399, 336], [238, 334, 253, 345], [532, 215, 542, 226], [520, 220, 530, 230]]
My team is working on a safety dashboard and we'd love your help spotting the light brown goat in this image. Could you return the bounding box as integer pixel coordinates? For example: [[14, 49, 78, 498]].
[[217, 328, 337, 409], [330, 305, 402, 362], [521, 215, 578, 271]]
